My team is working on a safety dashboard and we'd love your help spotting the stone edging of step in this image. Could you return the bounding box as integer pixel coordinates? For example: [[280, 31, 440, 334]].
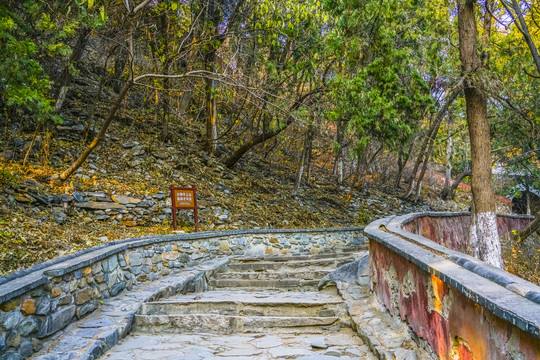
[[0, 227, 365, 304], [30, 258, 229, 360], [0, 227, 364, 286], [338, 282, 436, 360]]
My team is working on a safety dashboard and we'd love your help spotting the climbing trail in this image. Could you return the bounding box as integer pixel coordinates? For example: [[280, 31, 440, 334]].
[[103, 249, 433, 360]]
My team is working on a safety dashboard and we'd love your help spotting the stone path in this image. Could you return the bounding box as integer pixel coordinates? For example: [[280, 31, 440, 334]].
[[29, 248, 434, 360], [104, 330, 376, 360]]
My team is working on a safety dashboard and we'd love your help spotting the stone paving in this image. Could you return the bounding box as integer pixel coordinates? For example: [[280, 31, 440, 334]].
[[104, 329, 377, 360]]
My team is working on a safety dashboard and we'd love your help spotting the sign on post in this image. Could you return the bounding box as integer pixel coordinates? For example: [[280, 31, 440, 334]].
[[170, 185, 199, 232]]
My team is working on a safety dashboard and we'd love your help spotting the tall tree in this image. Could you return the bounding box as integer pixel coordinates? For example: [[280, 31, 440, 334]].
[[457, 0, 503, 268]]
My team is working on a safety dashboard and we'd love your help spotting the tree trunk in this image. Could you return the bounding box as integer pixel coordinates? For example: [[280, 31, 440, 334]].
[[333, 118, 346, 184], [112, 48, 128, 94], [223, 125, 289, 168], [406, 88, 460, 200], [458, 0, 503, 268], [292, 147, 306, 196], [205, 77, 218, 154], [441, 117, 454, 199], [55, 28, 91, 112], [448, 169, 471, 200], [502, 0, 540, 75]]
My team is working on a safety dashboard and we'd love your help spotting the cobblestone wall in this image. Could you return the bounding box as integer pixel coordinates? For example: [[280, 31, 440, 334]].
[[0, 228, 365, 359]]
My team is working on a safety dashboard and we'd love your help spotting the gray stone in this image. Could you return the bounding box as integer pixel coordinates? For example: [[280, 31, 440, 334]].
[[0, 333, 5, 352], [122, 141, 138, 149], [110, 281, 126, 297], [310, 339, 328, 349], [98, 329, 118, 348], [75, 202, 124, 210], [72, 192, 85, 202], [79, 318, 114, 328], [52, 336, 89, 353], [53, 209, 68, 225], [76, 328, 100, 338], [94, 214, 111, 221], [107, 255, 119, 272], [129, 252, 143, 266], [0, 351, 22, 360], [394, 349, 418, 360], [318, 255, 369, 290], [323, 350, 342, 356], [19, 338, 33, 358], [6, 330, 20, 348], [76, 300, 98, 318], [3, 311, 23, 330], [56, 294, 73, 306], [19, 317, 38, 336], [38, 305, 76, 338], [35, 295, 51, 315]]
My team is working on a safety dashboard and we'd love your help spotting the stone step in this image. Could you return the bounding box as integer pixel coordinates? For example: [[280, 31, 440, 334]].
[[134, 314, 341, 334], [214, 270, 332, 281], [226, 256, 356, 272], [209, 278, 320, 290], [140, 298, 347, 318], [236, 247, 366, 262]]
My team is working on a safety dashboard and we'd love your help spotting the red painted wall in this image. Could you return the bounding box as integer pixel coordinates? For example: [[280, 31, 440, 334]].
[[402, 215, 531, 253], [370, 240, 540, 359]]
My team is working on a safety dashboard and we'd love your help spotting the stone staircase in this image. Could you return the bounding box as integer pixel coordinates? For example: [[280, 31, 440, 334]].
[[133, 249, 363, 335], [105, 247, 433, 359]]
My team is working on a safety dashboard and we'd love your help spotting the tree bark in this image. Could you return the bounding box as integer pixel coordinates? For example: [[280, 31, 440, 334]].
[[458, 0, 503, 268], [292, 146, 306, 196]]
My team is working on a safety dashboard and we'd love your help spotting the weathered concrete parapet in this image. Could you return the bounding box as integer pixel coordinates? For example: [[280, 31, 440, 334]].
[[0, 227, 365, 359], [365, 213, 540, 360]]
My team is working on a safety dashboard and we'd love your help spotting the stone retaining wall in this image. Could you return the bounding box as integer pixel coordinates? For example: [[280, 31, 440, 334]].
[[365, 213, 540, 360], [0, 228, 365, 359]]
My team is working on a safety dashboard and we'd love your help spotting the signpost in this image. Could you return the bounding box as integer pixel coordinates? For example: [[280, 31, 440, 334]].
[[170, 185, 199, 232]]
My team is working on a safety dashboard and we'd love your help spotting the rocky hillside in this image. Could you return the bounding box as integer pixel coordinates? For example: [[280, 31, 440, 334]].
[[0, 92, 496, 276]]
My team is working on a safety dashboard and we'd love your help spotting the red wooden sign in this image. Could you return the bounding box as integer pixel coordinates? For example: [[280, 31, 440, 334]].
[[170, 185, 199, 232]]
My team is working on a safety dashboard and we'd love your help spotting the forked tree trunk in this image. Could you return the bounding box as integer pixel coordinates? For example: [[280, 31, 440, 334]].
[[458, 0, 503, 268]]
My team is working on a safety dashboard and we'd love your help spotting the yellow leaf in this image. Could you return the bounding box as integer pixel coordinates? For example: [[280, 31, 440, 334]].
[[88, 0, 94, 8]]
